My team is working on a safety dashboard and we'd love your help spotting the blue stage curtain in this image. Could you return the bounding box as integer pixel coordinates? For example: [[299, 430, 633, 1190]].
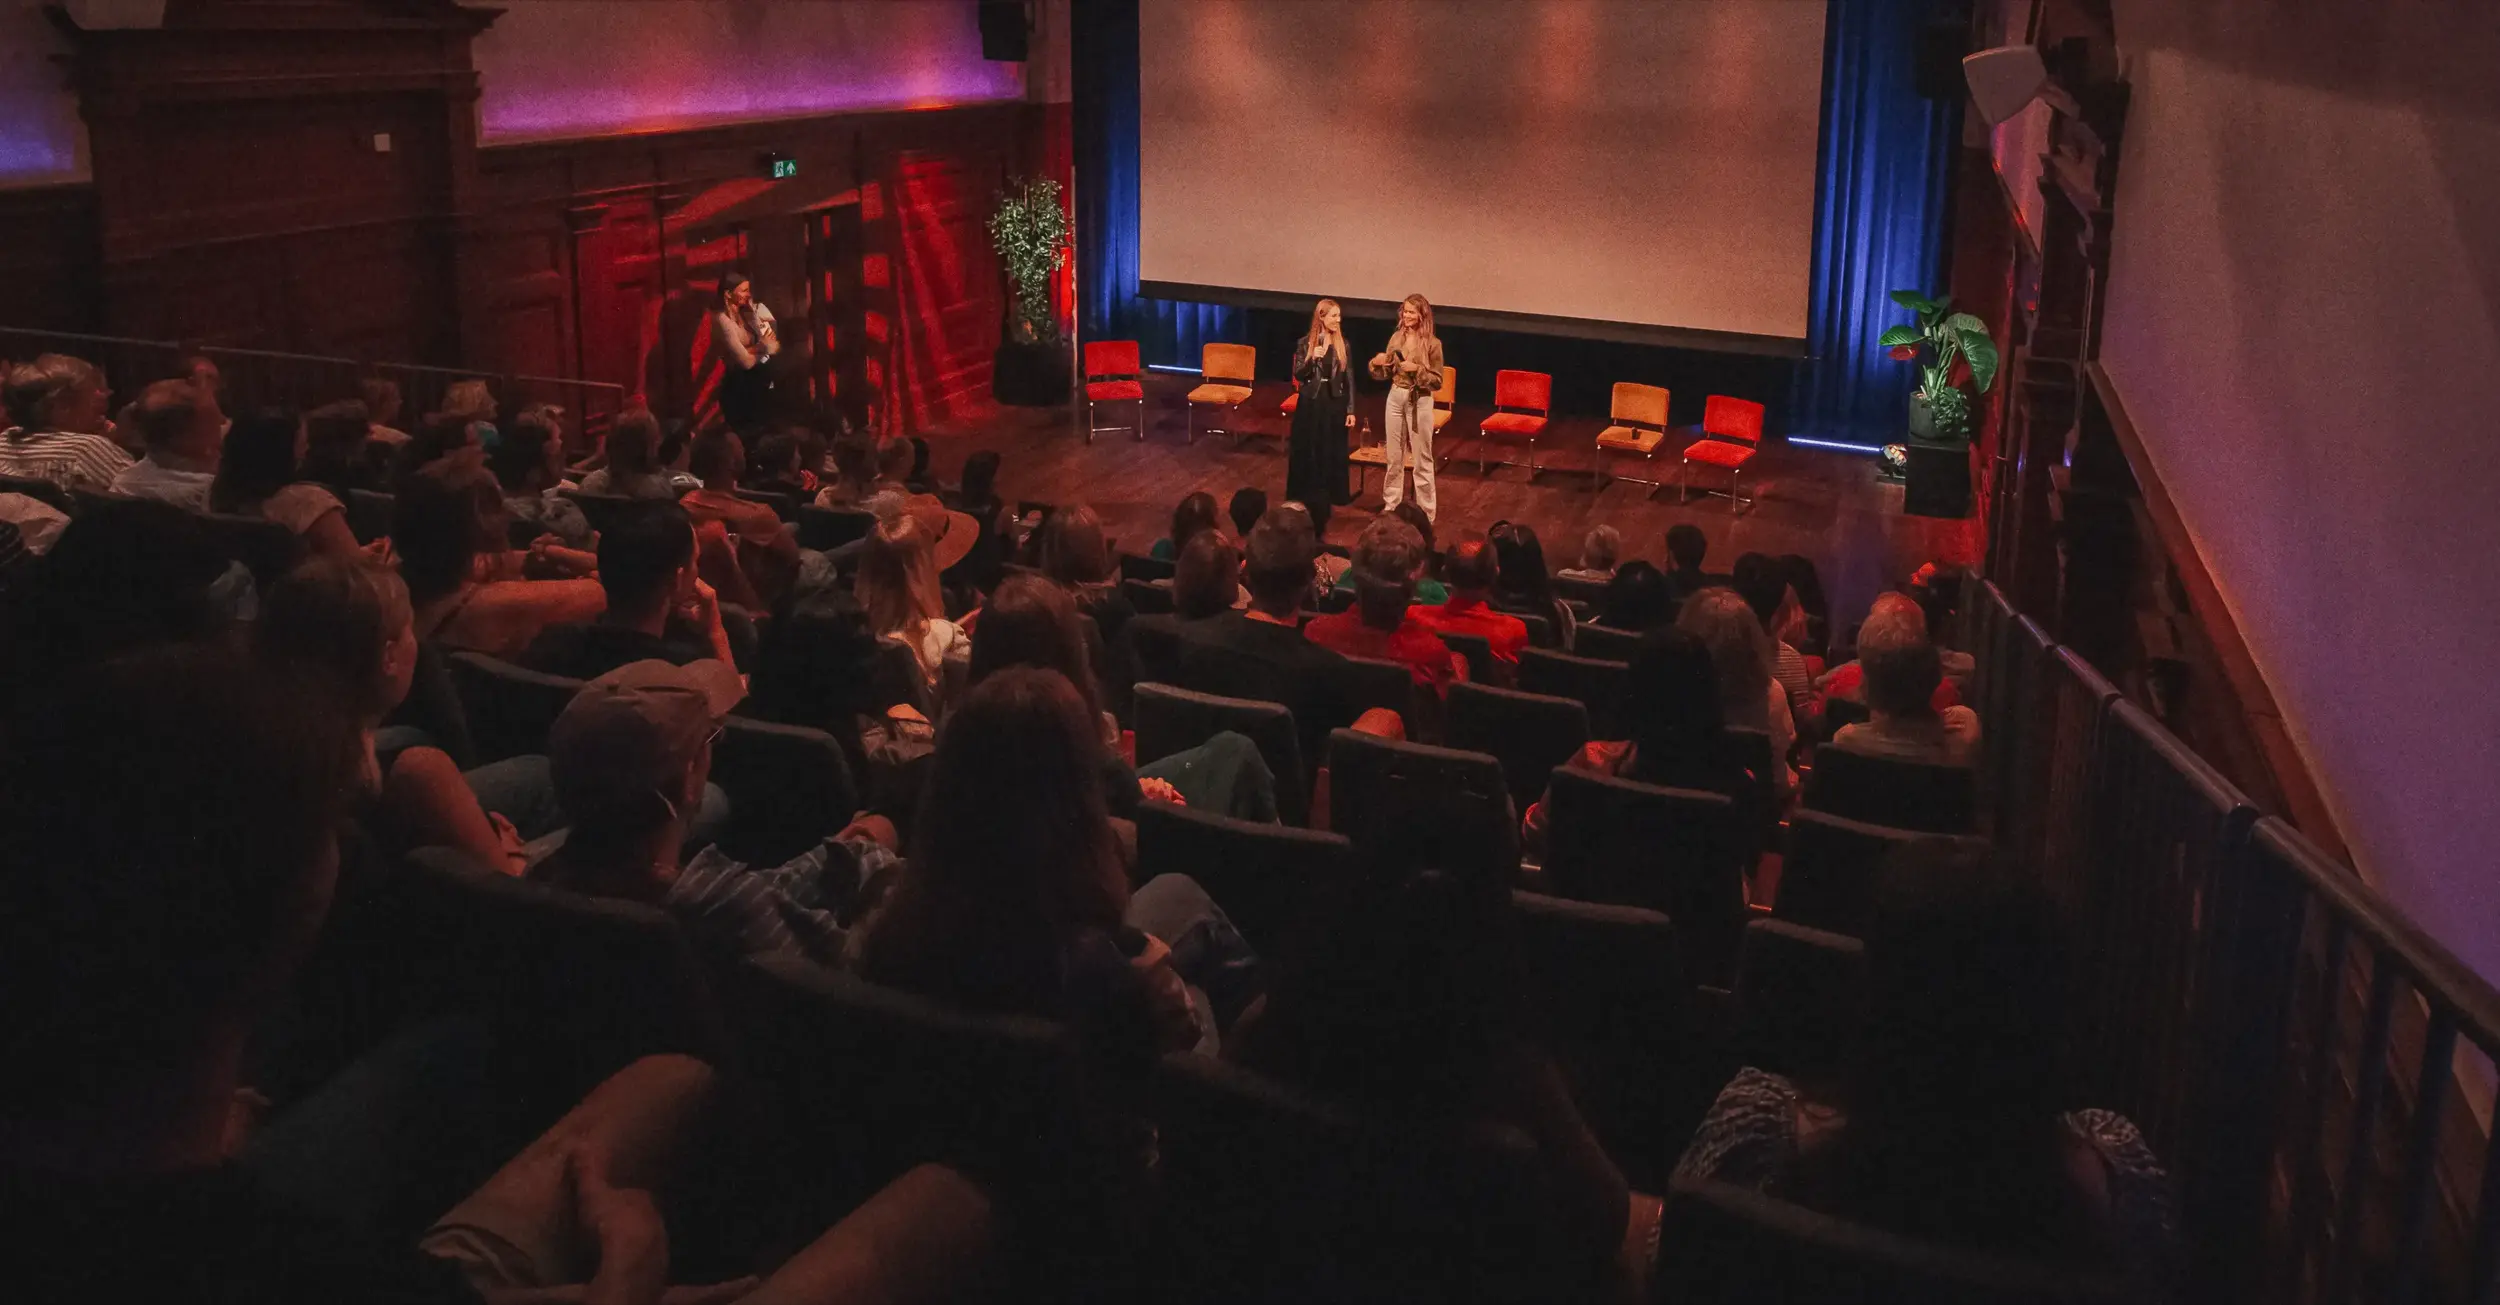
[[1793, 0, 1962, 443], [1071, 0, 1242, 370]]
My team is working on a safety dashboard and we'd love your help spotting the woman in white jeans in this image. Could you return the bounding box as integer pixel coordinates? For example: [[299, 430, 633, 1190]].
[[1368, 293, 1446, 522]]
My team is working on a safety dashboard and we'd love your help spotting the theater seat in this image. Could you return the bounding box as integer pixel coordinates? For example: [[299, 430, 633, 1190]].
[[1185, 343, 1257, 443], [1593, 382, 1671, 492], [1278, 391, 1298, 415]]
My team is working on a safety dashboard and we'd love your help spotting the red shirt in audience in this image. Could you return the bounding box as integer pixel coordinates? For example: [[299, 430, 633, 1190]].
[[1303, 607, 1469, 695], [1411, 595, 1529, 670]]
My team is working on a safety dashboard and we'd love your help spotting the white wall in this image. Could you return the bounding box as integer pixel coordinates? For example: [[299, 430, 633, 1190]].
[[2099, 0, 2500, 978]]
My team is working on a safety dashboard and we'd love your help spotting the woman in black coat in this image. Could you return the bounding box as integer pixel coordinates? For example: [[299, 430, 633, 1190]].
[[1285, 297, 1355, 537]]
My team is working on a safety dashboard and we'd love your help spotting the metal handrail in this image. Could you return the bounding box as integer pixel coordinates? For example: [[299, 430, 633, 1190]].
[[1973, 577, 2500, 1303]]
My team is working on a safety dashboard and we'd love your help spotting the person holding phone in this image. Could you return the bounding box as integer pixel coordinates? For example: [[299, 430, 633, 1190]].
[[1368, 293, 1445, 522], [710, 270, 778, 433], [1286, 297, 1357, 535]]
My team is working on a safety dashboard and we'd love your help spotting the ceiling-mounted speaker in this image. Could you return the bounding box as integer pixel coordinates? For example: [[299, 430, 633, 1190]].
[[1963, 43, 2050, 126], [978, 0, 1029, 62]]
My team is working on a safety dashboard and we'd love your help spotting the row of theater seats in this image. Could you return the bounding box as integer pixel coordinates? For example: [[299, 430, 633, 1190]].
[[392, 595, 2130, 1300]]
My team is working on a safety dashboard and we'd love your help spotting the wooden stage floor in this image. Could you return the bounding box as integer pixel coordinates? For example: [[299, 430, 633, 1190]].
[[911, 373, 1980, 624]]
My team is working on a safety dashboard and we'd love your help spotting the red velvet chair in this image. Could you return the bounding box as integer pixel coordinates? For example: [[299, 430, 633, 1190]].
[[1083, 340, 1144, 443], [1681, 395, 1765, 510], [1472, 369, 1553, 475]]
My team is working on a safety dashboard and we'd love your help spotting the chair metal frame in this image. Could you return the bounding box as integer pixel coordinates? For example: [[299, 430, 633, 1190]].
[[1081, 338, 1145, 444]]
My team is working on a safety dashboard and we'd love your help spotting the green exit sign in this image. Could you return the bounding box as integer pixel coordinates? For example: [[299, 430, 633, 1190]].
[[765, 154, 797, 180]]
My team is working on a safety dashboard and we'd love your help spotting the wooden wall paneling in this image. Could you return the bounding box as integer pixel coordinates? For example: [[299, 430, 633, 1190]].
[[61, 2, 496, 364], [0, 185, 104, 336]]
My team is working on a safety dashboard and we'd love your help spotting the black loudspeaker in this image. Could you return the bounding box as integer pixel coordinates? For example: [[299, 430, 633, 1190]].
[[978, 0, 1028, 62], [1915, 18, 1969, 99]]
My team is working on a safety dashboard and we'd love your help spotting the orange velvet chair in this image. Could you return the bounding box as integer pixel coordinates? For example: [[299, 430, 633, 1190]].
[[1083, 340, 1144, 443], [1470, 369, 1553, 475], [1681, 394, 1766, 509], [1185, 343, 1256, 444], [1592, 382, 1671, 492]]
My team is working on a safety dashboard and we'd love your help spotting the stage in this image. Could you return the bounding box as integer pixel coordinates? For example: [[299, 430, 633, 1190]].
[[910, 372, 1981, 623]]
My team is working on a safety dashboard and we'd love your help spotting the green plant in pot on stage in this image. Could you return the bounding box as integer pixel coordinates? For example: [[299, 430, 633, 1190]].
[[1878, 290, 1998, 443], [989, 176, 1071, 346]]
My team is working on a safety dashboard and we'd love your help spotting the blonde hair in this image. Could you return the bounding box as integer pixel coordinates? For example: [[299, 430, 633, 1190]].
[[856, 513, 945, 639], [1304, 298, 1348, 369], [440, 379, 497, 425]]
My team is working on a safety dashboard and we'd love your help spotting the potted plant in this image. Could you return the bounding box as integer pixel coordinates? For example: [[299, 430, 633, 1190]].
[[1878, 289, 1999, 518], [989, 176, 1073, 406], [1877, 289, 1998, 443]]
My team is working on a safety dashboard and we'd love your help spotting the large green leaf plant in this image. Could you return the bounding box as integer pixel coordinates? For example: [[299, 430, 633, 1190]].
[[1878, 289, 1999, 442]]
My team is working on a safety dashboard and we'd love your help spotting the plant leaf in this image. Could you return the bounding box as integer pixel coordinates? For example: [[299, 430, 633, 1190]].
[[1943, 312, 1987, 337], [1959, 331, 2000, 394], [1888, 289, 1937, 315], [1877, 325, 1923, 348]]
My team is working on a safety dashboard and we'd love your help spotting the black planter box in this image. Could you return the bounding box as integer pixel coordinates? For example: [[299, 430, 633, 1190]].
[[1902, 438, 1973, 519], [993, 340, 1071, 406]]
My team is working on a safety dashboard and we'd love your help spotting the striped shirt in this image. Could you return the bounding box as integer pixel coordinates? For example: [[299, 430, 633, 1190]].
[[663, 834, 900, 967], [0, 428, 133, 494]]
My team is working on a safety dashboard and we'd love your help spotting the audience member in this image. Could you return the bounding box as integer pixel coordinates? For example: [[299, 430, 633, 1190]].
[[396, 460, 605, 657], [1523, 626, 1752, 846], [1829, 601, 1982, 766], [1037, 503, 1139, 703], [870, 435, 914, 496], [1153, 489, 1222, 561], [390, 413, 489, 492], [489, 405, 592, 549], [1817, 592, 1961, 711], [974, 573, 1278, 822], [536, 659, 890, 966], [1227, 486, 1268, 541], [1776, 553, 1830, 658], [438, 378, 498, 429], [258, 555, 556, 874], [524, 500, 739, 679], [1677, 586, 1795, 794], [1305, 516, 1467, 695], [360, 376, 409, 445], [1675, 841, 2172, 1273], [211, 406, 360, 559], [851, 665, 1260, 1054], [1174, 506, 1397, 767], [1413, 531, 1530, 676], [1733, 551, 1820, 734], [744, 428, 810, 499], [1558, 523, 1620, 584], [813, 432, 878, 507], [857, 510, 970, 686], [1664, 522, 1724, 605], [1332, 500, 1450, 607], [1171, 529, 1243, 620], [1489, 520, 1576, 648], [301, 399, 387, 496], [0, 354, 129, 492], [110, 377, 222, 508], [0, 491, 66, 557], [679, 425, 803, 604], [575, 408, 676, 500], [1598, 559, 1672, 633], [1226, 867, 1634, 1278], [0, 498, 248, 728], [1, 642, 987, 1303]]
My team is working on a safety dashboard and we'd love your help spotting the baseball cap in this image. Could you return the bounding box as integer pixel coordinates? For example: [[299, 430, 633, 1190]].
[[548, 659, 745, 822]]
